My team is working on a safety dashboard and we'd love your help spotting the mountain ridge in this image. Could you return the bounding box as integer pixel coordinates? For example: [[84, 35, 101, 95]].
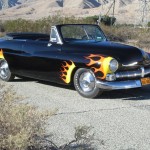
[[0, 0, 149, 24]]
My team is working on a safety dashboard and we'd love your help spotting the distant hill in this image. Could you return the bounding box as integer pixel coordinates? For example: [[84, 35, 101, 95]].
[[0, 0, 149, 24], [0, 0, 28, 9], [0, 0, 105, 9]]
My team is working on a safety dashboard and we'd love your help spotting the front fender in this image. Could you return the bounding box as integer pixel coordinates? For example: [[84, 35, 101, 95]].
[[84, 54, 114, 80], [59, 53, 114, 84]]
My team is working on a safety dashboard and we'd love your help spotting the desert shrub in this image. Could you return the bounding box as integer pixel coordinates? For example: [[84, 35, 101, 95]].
[[0, 83, 52, 150], [0, 25, 5, 32], [2, 16, 94, 33], [85, 15, 99, 24], [100, 15, 116, 26], [0, 83, 98, 149], [100, 24, 134, 42]]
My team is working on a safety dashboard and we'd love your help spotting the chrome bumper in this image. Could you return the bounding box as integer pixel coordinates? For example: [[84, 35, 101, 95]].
[[96, 80, 142, 90]]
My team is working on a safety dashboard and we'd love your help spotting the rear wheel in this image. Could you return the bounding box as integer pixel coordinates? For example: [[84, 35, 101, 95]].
[[74, 68, 103, 98], [0, 59, 15, 81]]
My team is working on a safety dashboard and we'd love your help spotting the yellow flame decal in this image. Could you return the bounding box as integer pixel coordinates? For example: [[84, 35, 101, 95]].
[[60, 61, 76, 84], [85, 54, 113, 79], [0, 49, 4, 59]]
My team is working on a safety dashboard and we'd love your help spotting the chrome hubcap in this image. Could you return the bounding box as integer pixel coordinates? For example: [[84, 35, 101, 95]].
[[79, 71, 95, 92], [0, 60, 9, 79]]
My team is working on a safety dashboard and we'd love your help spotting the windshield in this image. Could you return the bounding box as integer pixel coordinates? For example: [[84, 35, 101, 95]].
[[61, 25, 106, 42]]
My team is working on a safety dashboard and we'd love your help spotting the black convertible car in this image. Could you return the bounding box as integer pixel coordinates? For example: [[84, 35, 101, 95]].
[[0, 24, 150, 98]]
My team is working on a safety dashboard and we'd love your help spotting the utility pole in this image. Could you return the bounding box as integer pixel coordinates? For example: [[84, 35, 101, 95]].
[[138, 0, 150, 27], [98, 0, 116, 25], [112, 0, 116, 18]]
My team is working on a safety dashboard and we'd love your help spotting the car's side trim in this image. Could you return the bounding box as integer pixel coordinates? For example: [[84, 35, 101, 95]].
[[96, 79, 142, 90]]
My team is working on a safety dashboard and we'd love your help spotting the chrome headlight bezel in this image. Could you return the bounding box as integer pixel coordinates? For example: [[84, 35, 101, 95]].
[[109, 59, 119, 72]]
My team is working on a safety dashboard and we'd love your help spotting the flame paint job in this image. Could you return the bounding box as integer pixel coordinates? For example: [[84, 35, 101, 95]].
[[0, 49, 4, 59], [85, 54, 113, 79], [60, 61, 76, 83]]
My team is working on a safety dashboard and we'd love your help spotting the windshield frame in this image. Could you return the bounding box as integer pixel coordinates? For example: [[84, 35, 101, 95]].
[[56, 24, 107, 43]]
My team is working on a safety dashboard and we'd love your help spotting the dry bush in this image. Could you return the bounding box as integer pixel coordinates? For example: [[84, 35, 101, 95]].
[[0, 83, 52, 150], [101, 25, 150, 52], [36, 126, 98, 150], [0, 83, 98, 150]]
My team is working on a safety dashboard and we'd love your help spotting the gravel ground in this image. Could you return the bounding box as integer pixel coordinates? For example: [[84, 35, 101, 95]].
[[1, 78, 150, 150]]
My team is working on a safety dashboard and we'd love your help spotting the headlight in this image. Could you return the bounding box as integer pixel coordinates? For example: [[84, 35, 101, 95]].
[[109, 59, 119, 72]]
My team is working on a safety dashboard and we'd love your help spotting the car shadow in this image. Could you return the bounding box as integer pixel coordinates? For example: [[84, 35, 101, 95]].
[[12, 78, 150, 101], [98, 87, 150, 101], [37, 80, 76, 90], [12, 77, 75, 90]]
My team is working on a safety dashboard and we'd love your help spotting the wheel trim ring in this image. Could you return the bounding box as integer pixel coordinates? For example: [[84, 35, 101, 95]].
[[0, 60, 10, 79]]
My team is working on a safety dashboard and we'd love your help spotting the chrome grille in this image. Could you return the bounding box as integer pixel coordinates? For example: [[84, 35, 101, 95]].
[[116, 67, 150, 79]]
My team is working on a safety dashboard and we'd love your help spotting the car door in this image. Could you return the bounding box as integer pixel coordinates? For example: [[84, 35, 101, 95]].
[[20, 39, 64, 83]]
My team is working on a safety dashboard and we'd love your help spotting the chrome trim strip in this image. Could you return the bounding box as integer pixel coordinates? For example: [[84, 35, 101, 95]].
[[96, 80, 142, 90], [116, 67, 150, 79]]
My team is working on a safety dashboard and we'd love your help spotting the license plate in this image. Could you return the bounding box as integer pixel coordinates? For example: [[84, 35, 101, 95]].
[[141, 77, 150, 85]]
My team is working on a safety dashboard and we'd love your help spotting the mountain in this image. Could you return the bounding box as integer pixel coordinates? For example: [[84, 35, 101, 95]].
[[0, 0, 105, 9], [0, 0, 149, 24], [0, 0, 135, 10], [0, 0, 28, 9]]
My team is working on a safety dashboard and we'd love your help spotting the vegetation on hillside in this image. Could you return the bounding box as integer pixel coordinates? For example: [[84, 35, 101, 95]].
[[0, 15, 149, 51]]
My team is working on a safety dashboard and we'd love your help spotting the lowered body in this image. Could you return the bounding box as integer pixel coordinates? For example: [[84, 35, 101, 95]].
[[0, 24, 150, 98]]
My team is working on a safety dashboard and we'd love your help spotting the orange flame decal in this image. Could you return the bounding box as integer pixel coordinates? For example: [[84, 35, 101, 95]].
[[85, 54, 113, 79], [0, 49, 4, 59], [60, 61, 76, 84]]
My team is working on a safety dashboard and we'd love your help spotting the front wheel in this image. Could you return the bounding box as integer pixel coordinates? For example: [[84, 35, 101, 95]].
[[0, 59, 15, 81], [74, 68, 103, 98]]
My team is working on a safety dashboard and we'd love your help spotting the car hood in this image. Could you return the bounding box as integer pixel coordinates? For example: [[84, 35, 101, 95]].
[[63, 41, 150, 68]]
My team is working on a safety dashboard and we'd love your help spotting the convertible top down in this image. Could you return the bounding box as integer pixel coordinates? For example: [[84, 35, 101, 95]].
[[0, 24, 150, 98]]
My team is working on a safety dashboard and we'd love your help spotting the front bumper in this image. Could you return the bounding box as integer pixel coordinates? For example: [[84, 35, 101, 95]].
[[96, 66, 150, 90], [96, 80, 142, 90]]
